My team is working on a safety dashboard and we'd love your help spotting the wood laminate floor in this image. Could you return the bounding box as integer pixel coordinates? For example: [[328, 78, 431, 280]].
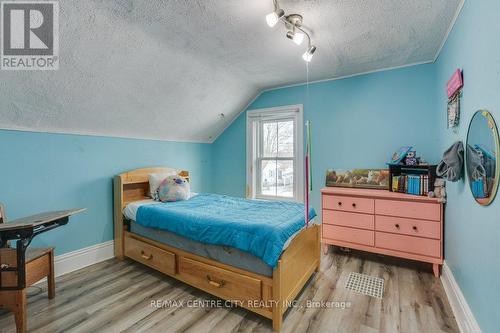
[[0, 248, 459, 333]]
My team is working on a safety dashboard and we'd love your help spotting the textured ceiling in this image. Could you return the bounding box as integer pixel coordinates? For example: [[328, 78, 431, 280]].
[[0, 0, 462, 142]]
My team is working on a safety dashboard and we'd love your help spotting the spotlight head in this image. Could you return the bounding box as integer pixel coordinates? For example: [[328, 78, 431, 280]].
[[286, 30, 305, 45], [266, 8, 285, 27], [302, 45, 316, 62], [292, 31, 304, 45]]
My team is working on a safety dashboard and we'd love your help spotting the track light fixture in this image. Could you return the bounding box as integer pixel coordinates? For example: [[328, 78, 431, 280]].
[[266, 0, 317, 62]]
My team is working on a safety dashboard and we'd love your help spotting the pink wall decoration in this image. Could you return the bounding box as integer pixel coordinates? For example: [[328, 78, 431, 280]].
[[447, 69, 463, 98]]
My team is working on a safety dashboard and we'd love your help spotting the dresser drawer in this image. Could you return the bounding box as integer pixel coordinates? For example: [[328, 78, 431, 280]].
[[375, 199, 441, 221], [375, 232, 441, 258], [323, 224, 374, 246], [178, 257, 262, 302], [375, 216, 441, 239], [323, 195, 374, 214], [323, 210, 374, 230], [124, 236, 176, 275]]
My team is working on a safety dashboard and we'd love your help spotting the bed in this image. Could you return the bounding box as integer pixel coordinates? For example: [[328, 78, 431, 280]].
[[114, 167, 321, 331]]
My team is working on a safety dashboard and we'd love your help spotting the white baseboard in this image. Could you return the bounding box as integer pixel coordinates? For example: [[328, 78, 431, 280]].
[[441, 261, 482, 333], [54, 240, 115, 277]]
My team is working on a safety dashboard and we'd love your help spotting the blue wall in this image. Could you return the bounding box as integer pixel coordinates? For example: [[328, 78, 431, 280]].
[[213, 2, 500, 329], [434, 1, 500, 332], [0, 130, 212, 255], [213, 64, 441, 230]]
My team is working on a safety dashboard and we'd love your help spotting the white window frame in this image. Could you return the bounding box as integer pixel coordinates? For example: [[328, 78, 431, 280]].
[[246, 104, 304, 202]]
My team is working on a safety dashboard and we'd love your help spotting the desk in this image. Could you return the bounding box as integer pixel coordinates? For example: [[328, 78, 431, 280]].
[[0, 208, 85, 333]]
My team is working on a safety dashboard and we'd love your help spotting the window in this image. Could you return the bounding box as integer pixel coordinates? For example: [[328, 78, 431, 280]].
[[246, 105, 303, 202]]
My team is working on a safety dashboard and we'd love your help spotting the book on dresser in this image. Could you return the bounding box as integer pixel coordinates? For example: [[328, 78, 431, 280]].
[[388, 164, 437, 196], [320, 187, 444, 277]]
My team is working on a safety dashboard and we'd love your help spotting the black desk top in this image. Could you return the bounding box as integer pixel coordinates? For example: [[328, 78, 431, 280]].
[[0, 209, 86, 232]]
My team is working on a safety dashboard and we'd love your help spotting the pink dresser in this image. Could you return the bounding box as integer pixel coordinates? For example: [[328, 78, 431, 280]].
[[321, 187, 444, 277]]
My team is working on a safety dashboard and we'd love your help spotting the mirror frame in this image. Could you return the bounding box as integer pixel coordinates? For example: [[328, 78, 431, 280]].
[[466, 110, 500, 206]]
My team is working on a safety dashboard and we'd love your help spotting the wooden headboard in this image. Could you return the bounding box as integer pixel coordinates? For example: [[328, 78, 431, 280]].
[[113, 167, 189, 258]]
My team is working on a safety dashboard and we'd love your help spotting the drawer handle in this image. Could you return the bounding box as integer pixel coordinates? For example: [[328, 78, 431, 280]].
[[412, 226, 418, 231], [140, 251, 153, 260], [395, 224, 400, 229], [206, 275, 225, 288], [338, 202, 342, 206], [352, 203, 356, 208]]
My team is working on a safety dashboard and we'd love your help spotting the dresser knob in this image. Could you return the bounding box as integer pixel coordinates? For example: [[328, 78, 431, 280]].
[[352, 203, 356, 208], [395, 224, 400, 229], [338, 202, 342, 206], [413, 226, 418, 231]]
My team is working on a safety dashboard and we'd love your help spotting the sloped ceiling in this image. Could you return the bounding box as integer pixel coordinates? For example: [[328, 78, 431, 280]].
[[0, 0, 462, 142]]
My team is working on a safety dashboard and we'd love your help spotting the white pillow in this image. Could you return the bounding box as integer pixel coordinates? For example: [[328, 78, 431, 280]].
[[148, 171, 177, 200]]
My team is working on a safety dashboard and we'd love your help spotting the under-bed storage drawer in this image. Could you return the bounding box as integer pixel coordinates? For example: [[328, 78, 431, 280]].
[[124, 236, 176, 275], [178, 256, 262, 302]]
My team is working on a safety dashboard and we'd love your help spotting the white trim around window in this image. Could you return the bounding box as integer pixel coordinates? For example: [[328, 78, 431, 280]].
[[246, 104, 304, 202]]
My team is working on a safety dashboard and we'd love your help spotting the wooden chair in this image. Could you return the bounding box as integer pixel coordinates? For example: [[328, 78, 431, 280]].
[[0, 204, 55, 333]]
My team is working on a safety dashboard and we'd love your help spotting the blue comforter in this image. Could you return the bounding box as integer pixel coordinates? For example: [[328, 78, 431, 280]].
[[136, 193, 316, 268]]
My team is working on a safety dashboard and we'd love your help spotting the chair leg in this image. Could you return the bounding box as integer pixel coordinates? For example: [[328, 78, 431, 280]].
[[48, 249, 55, 299], [14, 289, 27, 333], [0, 289, 27, 333]]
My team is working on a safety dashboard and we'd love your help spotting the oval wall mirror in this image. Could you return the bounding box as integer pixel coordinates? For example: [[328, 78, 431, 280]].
[[466, 110, 500, 205]]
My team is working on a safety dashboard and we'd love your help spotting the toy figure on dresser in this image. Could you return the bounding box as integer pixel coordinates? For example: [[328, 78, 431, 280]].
[[388, 147, 428, 166], [404, 151, 418, 166], [389, 146, 413, 165], [428, 178, 447, 203]]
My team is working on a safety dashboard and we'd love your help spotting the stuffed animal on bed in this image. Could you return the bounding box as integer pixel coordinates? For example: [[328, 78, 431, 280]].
[[157, 175, 190, 202]]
